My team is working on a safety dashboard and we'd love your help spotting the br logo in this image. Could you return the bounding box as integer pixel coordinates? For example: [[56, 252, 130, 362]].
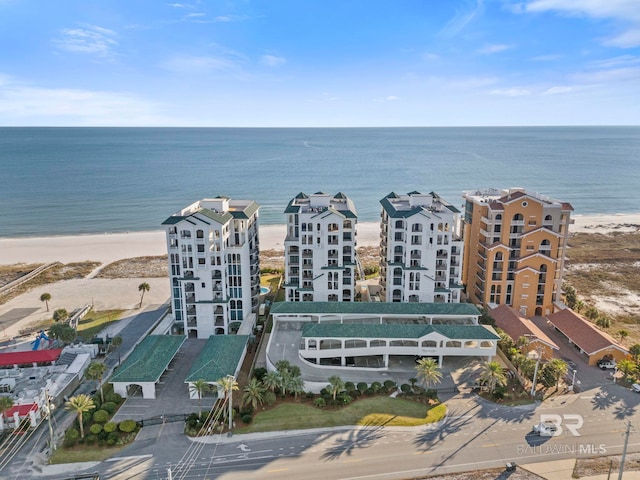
[[540, 414, 583, 437]]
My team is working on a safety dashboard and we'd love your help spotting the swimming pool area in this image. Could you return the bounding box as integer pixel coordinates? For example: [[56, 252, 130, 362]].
[[260, 286, 270, 295]]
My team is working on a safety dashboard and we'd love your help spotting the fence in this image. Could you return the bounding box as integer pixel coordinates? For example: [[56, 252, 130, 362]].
[[135, 413, 188, 428], [0, 262, 60, 296]]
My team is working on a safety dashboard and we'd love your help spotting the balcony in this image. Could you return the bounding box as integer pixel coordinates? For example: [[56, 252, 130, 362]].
[[185, 294, 196, 303]]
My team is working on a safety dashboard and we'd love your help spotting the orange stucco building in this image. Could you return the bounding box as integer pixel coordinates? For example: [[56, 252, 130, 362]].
[[462, 188, 573, 317]]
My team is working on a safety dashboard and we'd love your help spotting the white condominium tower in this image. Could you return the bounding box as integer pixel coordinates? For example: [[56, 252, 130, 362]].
[[163, 196, 260, 339], [284, 192, 358, 302], [379, 191, 464, 303]]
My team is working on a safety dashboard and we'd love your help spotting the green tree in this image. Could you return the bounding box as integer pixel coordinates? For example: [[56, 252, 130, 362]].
[[617, 359, 637, 379], [242, 378, 266, 409], [547, 358, 568, 390], [65, 394, 95, 439], [262, 371, 280, 393], [85, 362, 108, 403], [110, 335, 123, 352], [0, 396, 14, 418], [630, 344, 640, 362], [414, 358, 443, 390], [189, 379, 210, 415], [596, 316, 611, 329], [574, 300, 585, 313], [584, 306, 599, 321], [618, 330, 630, 343], [479, 361, 507, 394], [563, 284, 577, 309], [40, 293, 51, 312], [478, 308, 495, 326], [289, 375, 305, 400], [327, 375, 345, 401], [138, 282, 150, 308], [216, 376, 239, 428], [497, 330, 515, 353], [48, 323, 76, 343], [53, 308, 69, 323]]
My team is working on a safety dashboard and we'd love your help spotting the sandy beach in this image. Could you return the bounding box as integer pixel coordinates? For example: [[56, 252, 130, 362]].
[[0, 214, 638, 266]]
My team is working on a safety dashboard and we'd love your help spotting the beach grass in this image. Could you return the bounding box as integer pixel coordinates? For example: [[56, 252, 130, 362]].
[[235, 397, 444, 433]]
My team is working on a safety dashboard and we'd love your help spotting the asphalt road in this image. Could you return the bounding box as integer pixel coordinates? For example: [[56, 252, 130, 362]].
[[22, 382, 638, 480]]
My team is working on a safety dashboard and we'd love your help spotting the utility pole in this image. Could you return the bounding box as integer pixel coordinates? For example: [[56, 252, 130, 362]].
[[45, 390, 56, 451], [618, 420, 632, 480], [227, 375, 235, 435], [529, 346, 543, 396]]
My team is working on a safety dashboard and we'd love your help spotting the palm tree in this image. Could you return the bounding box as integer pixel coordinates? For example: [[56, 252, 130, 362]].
[[618, 330, 630, 343], [630, 344, 640, 362], [262, 371, 281, 393], [65, 394, 95, 439], [53, 308, 68, 323], [216, 376, 239, 430], [48, 323, 76, 344], [85, 361, 108, 403], [189, 379, 211, 415], [40, 293, 51, 312], [479, 361, 507, 394], [138, 282, 150, 309], [327, 375, 345, 401], [242, 378, 266, 409], [414, 358, 443, 390], [617, 359, 637, 379], [547, 358, 568, 390], [289, 375, 305, 400]]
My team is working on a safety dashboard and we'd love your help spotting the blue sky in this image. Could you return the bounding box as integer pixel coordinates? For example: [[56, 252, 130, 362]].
[[1, 0, 639, 126]]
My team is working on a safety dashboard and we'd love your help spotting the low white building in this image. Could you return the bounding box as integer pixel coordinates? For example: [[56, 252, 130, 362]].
[[284, 192, 358, 302], [268, 302, 498, 369], [379, 191, 464, 303]]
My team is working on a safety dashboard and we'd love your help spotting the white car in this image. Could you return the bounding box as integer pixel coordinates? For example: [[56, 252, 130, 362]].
[[632, 384, 640, 393], [532, 422, 558, 436]]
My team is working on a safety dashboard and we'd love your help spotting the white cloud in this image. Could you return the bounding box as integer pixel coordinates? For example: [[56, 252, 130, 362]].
[[477, 44, 511, 54], [440, 0, 485, 38], [490, 88, 531, 96], [542, 86, 574, 95], [185, 13, 206, 18], [373, 96, 400, 102], [588, 55, 640, 68], [423, 52, 440, 61], [54, 25, 118, 57], [161, 55, 240, 74], [530, 54, 564, 61], [260, 55, 286, 67], [0, 77, 170, 126], [604, 29, 640, 48]]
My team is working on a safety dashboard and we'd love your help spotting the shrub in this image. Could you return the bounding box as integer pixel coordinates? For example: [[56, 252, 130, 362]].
[[102, 402, 117, 414], [93, 410, 110, 424], [339, 393, 353, 405], [253, 367, 267, 381], [400, 384, 412, 394], [344, 381, 356, 393], [384, 380, 396, 390], [371, 382, 382, 393], [240, 406, 254, 417], [357, 382, 368, 394], [241, 414, 253, 424], [319, 387, 329, 397], [119, 419, 137, 433], [425, 389, 439, 401], [305, 391, 315, 399], [63, 428, 79, 448], [89, 423, 103, 435], [107, 431, 120, 446], [106, 392, 123, 404], [103, 422, 117, 433], [379, 386, 389, 394], [314, 397, 327, 408], [365, 388, 374, 395], [85, 435, 97, 445], [264, 391, 277, 406]]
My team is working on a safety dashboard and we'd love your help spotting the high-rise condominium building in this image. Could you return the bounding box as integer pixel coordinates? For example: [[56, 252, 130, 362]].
[[163, 196, 260, 338], [462, 188, 573, 316], [284, 192, 357, 302], [379, 191, 464, 303]]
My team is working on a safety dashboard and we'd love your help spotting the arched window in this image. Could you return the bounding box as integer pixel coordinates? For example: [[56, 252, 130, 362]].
[[495, 252, 503, 261], [395, 220, 404, 229], [495, 214, 502, 221], [513, 213, 524, 221], [196, 229, 204, 238]]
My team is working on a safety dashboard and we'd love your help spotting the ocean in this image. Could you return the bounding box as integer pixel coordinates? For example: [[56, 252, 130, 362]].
[[1, 126, 639, 238]]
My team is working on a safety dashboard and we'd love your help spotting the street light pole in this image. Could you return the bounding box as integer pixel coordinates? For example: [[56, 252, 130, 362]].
[[45, 390, 56, 451], [227, 375, 235, 435]]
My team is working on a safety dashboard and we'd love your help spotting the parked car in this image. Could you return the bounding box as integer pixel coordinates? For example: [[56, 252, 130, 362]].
[[632, 384, 640, 393], [532, 422, 558, 436], [597, 359, 617, 370]]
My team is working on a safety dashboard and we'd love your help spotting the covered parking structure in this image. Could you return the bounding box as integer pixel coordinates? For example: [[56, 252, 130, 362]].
[[185, 335, 249, 399], [110, 335, 185, 399]]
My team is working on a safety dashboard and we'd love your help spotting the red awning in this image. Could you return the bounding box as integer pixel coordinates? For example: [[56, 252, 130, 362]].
[[0, 349, 63, 367], [4, 403, 38, 417]]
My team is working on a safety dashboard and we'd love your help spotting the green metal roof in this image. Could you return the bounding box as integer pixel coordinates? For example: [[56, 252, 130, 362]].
[[185, 335, 249, 383], [380, 191, 460, 218], [230, 201, 260, 220], [270, 301, 481, 316], [110, 335, 185, 383], [162, 216, 185, 225], [302, 323, 498, 340]]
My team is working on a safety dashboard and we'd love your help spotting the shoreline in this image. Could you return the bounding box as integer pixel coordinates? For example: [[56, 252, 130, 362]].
[[0, 213, 638, 266]]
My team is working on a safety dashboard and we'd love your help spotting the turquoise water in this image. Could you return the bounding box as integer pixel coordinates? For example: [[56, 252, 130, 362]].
[[1, 126, 639, 237]]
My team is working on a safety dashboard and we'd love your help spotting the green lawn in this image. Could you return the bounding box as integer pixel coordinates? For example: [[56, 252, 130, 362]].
[[76, 310, 124, 341], [49, 444, 127, 464], [235, 397, 446, 434]]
